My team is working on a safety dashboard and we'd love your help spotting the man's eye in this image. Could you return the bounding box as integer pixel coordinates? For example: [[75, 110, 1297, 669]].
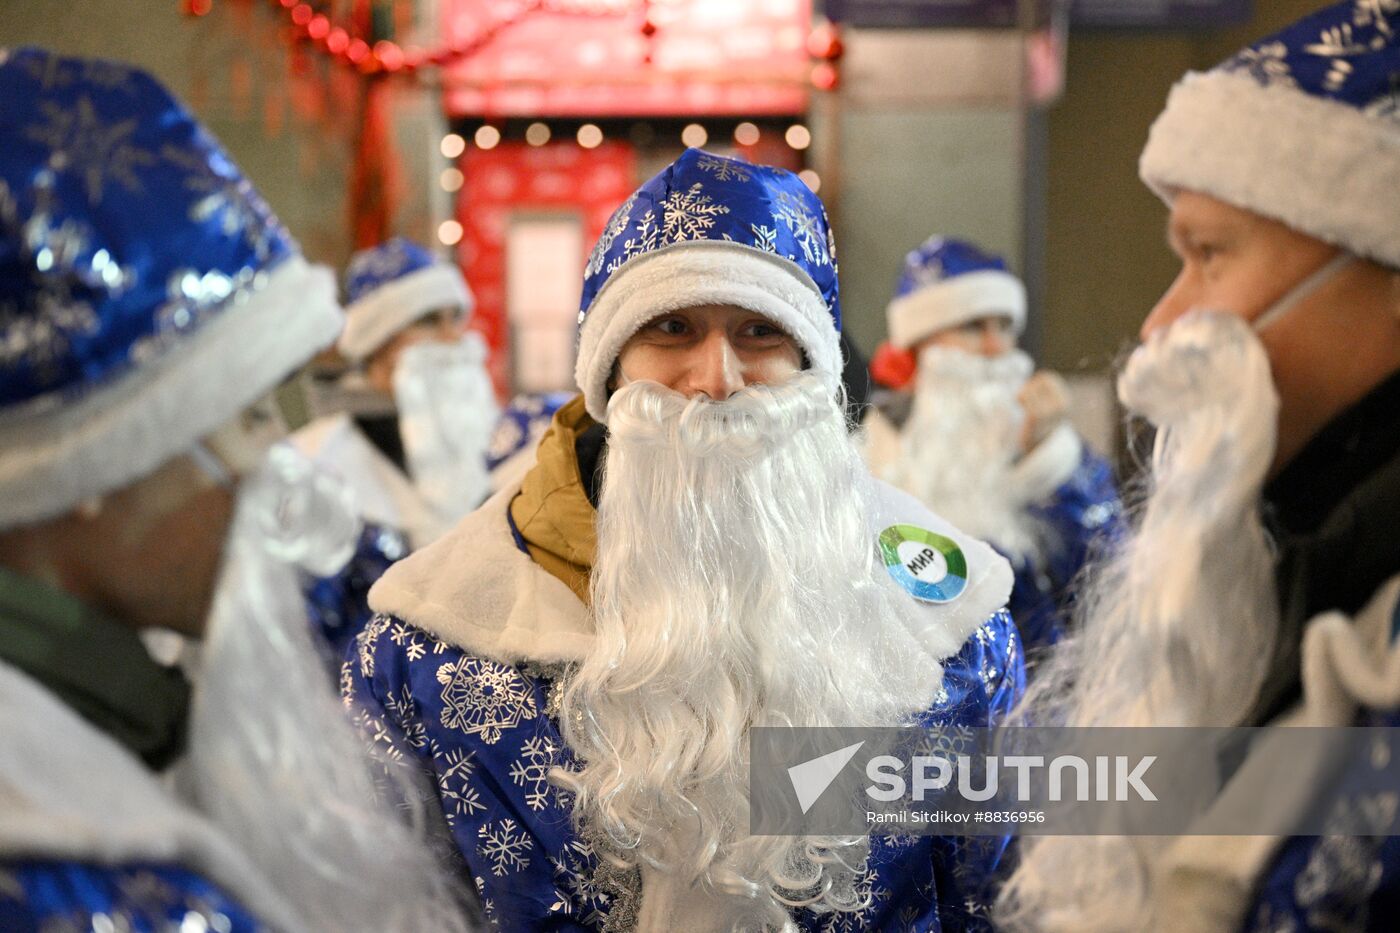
[[653, 318, 687, 336], [1194, 241, 1222, 263], [742, 322, 789, 341]]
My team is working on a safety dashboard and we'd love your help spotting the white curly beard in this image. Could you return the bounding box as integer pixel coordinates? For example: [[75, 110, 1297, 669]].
[[997, 311, 1281, 933], [882, 346, 1039, 562], [558, 373, 948, 929]]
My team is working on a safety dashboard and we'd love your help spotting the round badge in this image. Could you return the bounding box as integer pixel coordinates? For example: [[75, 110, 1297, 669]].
[[877, 523, 968, 603]]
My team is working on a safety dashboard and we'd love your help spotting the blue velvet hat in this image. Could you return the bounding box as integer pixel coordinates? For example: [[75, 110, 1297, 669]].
[[1141, 0, 1400, 267], [575, 148, 841, 422], [0, 48, 342, 527], [338, 236, 473, 363], [885, 237, 1026, 349]]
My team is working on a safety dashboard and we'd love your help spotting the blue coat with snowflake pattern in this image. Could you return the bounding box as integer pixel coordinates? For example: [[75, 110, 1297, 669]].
[[343, 606, 1023, 932]]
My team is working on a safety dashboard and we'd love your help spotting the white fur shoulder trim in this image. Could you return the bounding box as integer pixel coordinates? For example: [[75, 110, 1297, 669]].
[[290, 415, 448, 550], [867, 479, 1015, 660], [369, 477, 1013, 668], [1011, 423, 1083, 504], [0, 661, 308, 931], [367, 482, 595, 665], [1299, 574, 1400, 726]]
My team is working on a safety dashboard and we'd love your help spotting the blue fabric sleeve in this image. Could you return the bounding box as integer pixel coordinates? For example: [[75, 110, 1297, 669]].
[[304, 523, 408, 666], [0, 860, 266, 932], [1026, 446, 1123, 600], [342, 613, 606, 931]]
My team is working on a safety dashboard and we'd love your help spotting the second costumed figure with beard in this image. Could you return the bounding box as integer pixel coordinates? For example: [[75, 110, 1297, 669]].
[[341, 148, 1026, 931], [863, 238, 1123, 658]]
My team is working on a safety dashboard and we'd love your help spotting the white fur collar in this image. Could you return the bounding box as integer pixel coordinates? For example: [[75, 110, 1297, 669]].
[[367, 478, 1013, 667], [368, 482, 594, 665], [291, 413, 449, 550], [1012, 422, 1083, 504], [0, 661, 308, 932], [1149, 573, 1400, 933]]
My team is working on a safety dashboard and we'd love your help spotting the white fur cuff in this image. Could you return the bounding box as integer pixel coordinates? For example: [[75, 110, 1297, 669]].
[[574, 242, 843, 423], [1140, 70, 1400, 270], [0, 257, 342, 529], [1012, 422, 1083, 504], [887, 270, 1026, 350], [339, 264, 473, 363]]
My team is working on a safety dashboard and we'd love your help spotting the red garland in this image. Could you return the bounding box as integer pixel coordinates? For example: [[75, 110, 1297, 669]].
[[224, 1, 843, 84], [263, 0, 633, 77]]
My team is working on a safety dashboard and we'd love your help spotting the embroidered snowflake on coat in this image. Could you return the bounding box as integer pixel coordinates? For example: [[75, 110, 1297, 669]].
[[1354, 0, 1399, 38], [436, 747, 487, 825], [437, 656, 539, 744], [509, 735, 562, 812], [351, 706, 405, 764], [384, 685, 428, 750], [477, 818, 533, 877], [356, 613, 394, 677], [1308, 21, 1372, 57], [389, 620, 429, 663], [1225, 41, 1296, 86], [811, 861, 890, 932], [1291, 791, 1395, 929], [549, 839, 612, 926]]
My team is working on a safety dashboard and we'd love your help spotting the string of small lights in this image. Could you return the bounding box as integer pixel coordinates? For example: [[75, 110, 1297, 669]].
[[183, 1, 843, 85], [182, 0, 635, 77]]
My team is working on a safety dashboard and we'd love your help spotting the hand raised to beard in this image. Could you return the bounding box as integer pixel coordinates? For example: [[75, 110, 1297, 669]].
[[183, 444, 472, 933], [997, 311, 1282, 933]]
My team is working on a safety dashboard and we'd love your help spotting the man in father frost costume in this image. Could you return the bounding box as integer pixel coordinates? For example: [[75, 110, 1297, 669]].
[[0, 49, 469, 932], [344, 148, 1024, 931], [997, 3, 1400, 931]]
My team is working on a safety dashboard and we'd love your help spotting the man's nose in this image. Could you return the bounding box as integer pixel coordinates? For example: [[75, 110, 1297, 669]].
[[684, 332, 746, 402], [980, 325, 1013, 358], [1140, 271, 1194, 340]]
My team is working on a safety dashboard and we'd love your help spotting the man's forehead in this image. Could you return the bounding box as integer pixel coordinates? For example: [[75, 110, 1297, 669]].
[[670, 302, 770, 319], [643, 304, 789, 332], [1168, 190, 1277, 239]]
